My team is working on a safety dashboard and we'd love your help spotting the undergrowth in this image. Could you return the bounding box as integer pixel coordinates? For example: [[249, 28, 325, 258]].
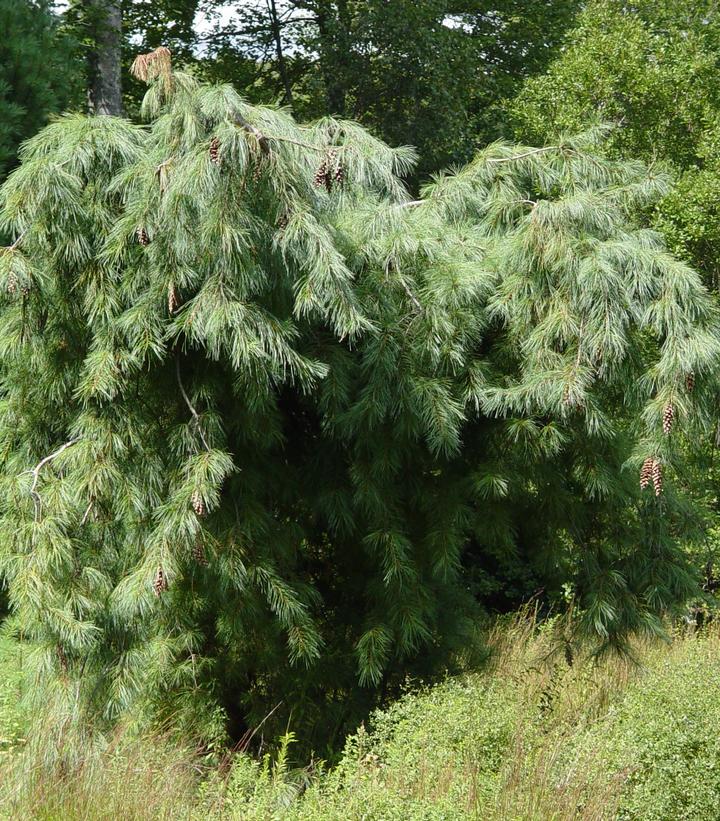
[[1, 614, 719, 820]]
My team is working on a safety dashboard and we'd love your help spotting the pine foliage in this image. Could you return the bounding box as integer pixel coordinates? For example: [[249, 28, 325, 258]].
[[0, 57, 717, 745]]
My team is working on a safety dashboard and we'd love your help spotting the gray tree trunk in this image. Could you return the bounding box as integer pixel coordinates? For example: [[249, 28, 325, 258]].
[[87, 0, 123, 116]]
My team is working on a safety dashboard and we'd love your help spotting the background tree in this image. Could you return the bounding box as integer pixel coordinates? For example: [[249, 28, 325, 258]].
[[0, 0, 80, 181], [192, 0, 581, 180], [66, 0, 123, 115], [509, 0, 720, 287]]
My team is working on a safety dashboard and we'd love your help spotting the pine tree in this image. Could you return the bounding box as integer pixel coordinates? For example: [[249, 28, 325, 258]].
[[0, 53, 717, 750]]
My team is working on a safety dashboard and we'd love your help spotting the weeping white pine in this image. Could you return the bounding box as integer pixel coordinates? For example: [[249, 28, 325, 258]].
[[0, 51, 717, 746]]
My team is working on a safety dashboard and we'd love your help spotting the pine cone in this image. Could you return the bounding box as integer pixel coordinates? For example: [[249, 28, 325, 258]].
[[153, 565, 168, 596], [277, 212, 289, 231], [209, 136, 221, 166], [662, 403, 674, 435], [686, 372, 695, 393], [192, 535, 208, 565], [652, 460, 663, 496], [191, 489, 206, 517], [332, 150, 345, 185], [640, 456, 654, 489], [313, 158, 329, 189], [7, 272, 16, 295], [137, 227, 150, 246], [168, 283, 178, 314]]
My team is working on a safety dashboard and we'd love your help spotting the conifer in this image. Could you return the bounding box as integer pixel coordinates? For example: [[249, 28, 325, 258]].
[[0, 61, 717, 748]]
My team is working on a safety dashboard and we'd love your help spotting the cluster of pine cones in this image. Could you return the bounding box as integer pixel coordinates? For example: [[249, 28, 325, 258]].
[[640, 457, 663, 496], [314, 149, 345, 192]]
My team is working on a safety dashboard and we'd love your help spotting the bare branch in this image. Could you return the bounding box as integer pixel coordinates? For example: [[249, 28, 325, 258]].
[[232, 112, 271, 155], [80, 500, 94, 526], [2, 229, 28, 252], [486, 146, 559, 163], [26, 438, 80, 521], [176, 355, 211, 452]]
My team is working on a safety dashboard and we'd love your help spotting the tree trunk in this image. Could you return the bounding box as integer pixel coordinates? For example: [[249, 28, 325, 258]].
[[87, 0, 122, 116], [314, 1, 349, 116], [268, 0, 294, 108]]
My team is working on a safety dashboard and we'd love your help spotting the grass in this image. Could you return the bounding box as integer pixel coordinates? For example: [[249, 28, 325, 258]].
[[2, 614, 720, 819], [0, 636, 26, 764]]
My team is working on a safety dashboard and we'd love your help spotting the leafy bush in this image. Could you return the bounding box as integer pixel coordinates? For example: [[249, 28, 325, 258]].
[[594, 635, 720, 820]]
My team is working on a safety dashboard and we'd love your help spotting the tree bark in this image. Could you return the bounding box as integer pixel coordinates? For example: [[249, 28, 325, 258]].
[[314, 1, 349, 116], [87, 0, 123, 116], [267, 0, 294, 108]]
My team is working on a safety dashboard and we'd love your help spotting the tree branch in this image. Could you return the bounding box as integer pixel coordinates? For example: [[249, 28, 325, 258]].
[[176, 355, 211, 452], [26, 438, 80, 521], [232, 113, 271, 154], [2, 229, 28, 252], [486, 146, 559, 163]]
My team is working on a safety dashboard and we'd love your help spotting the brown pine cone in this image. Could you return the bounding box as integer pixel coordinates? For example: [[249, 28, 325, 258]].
[[168, 283, 179, 314], [209, 136, 221, 166], [640, 456, 654, 490], [137, 227, 150, 246], [313, 158, 329, 189], [652, 460, 663, 496], [686, 372, 695, 393], [153, 565, 168, 596], [192, 535, 208, 565], [662, 403, 674, 435], [191, 489, 206, 517]]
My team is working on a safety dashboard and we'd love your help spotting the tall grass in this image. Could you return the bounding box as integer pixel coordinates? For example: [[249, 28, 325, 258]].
[[2, 613, 719, 820]]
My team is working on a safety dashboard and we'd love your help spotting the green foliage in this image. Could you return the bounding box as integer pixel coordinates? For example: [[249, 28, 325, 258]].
[[599, 645, 720, 820], [0, 55, 717, 752], [510, 0, 720, 167], [508, 0, 720, 592], [0, 0, 80, 182]]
